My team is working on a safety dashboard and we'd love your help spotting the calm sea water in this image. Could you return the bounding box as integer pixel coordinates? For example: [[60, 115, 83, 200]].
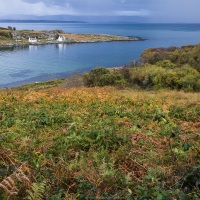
[[1, 23, 200, 88]]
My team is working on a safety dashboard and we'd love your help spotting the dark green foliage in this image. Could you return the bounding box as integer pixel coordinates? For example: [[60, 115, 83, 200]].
[[83, 66, 128, 87], [83, 67, 110, 86], [181, 166, 200, 192], [169, 104, 200, 122], [99, 72, 126, 87]]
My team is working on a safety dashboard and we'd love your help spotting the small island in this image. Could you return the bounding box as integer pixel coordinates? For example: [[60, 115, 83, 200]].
[[0, 26, 144, 47]]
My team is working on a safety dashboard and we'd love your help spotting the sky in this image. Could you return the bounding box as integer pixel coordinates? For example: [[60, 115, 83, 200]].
[[0, 0, 200, 23]]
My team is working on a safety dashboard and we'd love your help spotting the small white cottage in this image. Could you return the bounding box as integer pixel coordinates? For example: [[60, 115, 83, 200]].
[[57, 36, 65, 42], [28, 37, 37, 43]]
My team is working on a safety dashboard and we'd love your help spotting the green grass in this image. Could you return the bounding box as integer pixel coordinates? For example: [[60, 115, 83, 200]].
[[0, 86, 199, 199], [13, 79, 66, 91]]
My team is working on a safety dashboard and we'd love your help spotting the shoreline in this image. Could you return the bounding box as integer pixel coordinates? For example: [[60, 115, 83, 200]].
[[0, 28, 145, 47], [0, 36, 145, 48]]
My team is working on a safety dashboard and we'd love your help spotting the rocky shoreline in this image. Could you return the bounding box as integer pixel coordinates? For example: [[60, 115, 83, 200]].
[[0, 28, 145, 47]]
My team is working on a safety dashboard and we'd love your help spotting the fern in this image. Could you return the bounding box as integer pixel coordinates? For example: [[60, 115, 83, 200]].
[[0, 163, 30, 198], [26, 181, 46, 200]]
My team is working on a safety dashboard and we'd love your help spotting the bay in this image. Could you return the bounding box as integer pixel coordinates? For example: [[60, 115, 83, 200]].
[[0, 23, 200, 88]]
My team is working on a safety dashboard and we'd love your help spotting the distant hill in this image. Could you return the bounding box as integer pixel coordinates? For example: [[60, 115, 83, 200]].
[[0, 19, 85, 23], [0, 14, 147, 23]]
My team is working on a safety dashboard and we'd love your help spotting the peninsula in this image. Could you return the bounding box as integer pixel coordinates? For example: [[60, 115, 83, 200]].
[[0, 26, 144, 47]]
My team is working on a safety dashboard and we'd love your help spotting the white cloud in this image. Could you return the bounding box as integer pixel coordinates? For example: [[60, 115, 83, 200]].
[[0, 0, 75, 16]]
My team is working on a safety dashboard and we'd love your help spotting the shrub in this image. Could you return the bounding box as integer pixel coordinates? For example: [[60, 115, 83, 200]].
[[99, 73, 117, 86], [99, 72, 126, 86], [83, 67, 127, 87], [83, 67, 109, 87], [156, 60, 176, 69], [130, 63, 200, 91], [118, 67, 131, 81], [140, 44, 200, 72], [0, 30, 12, 39]]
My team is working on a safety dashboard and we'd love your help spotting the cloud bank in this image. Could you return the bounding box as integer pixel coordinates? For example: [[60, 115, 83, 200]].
[[0, 0, 75, 16], [0, 0, 150, 17], [0, 0, 200, 22]]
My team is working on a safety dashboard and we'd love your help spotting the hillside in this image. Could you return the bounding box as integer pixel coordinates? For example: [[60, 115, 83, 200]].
[[0, 86, 199, 199], [140, 44, 200, 72]]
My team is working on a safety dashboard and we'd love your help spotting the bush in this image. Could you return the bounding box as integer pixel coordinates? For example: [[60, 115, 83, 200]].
[[83, 67, 110, 87], [130, 63, 200, 91], [83, 67, 127, 87], [0, 30, 12, 39], [140, 45, 200, 72], [156, 60, 176, 69]]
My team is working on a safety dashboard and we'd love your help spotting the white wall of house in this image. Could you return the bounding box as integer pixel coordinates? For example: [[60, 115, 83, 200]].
[[29, 37, 37, 43], [57, 36, 65, 42]]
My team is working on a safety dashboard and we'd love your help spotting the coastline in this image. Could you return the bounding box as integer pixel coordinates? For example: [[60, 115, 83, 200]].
[[0, 29, 145, 48], [0, 37, 144, 47], [0, 36, 145, 48]]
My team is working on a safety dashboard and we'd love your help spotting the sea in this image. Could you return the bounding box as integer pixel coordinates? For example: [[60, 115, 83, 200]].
[[1, 23, 200, 88]]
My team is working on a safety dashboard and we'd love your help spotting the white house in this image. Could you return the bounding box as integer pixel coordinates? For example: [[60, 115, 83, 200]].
[[28, 37, 37, 43], [57, 35, 65, 42]]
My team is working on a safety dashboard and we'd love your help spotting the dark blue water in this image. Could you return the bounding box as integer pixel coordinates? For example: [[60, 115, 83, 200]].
[[1, 23, 200, 88]]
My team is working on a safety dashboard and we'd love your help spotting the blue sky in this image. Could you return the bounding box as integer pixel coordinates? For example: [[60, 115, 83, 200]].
[[0, 0, 200, 22]]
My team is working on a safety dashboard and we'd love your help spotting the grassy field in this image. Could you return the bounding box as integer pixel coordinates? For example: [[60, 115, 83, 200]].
[[0, 85, 199, 199], [62, 33, 138, 42]]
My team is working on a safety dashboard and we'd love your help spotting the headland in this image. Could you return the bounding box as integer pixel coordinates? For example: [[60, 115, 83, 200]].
[[0, 27, 145, 47]]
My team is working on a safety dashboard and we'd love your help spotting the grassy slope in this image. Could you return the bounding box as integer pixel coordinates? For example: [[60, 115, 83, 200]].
[[0, 86, 199, 199]]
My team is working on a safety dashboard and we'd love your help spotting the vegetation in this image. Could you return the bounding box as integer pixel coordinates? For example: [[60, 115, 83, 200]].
[[83, 44, 200, 92], [0, 29, 13, 40], [130, 44, 200, 91], [13, 79, 66, 91], [83, 64, 200, 92], [130, 62, 200, 91], [0, 86, 199, 199], [62, 33, 141, 43], [140, 45, 200, 72], [83, 67, 129, 87], [0, 42, 200, 199]]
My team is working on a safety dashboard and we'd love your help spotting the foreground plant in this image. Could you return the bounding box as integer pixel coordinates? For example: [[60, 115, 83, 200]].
[[0, 87, 199, 199]]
